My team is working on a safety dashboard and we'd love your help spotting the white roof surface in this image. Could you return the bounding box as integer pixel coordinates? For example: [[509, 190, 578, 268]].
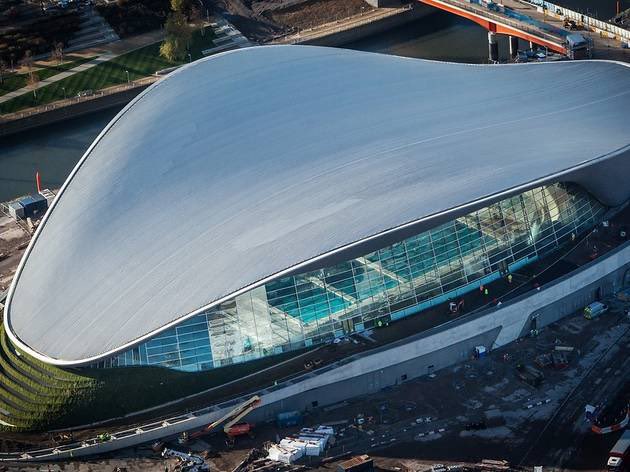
[[5, 46, 630, 364]]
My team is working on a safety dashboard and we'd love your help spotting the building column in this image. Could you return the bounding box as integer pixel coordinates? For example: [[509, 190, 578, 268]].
[[509, 35, 519, 58], [488, 32, 499, 63]]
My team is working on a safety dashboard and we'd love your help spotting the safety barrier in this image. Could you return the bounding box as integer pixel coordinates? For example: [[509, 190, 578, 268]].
[[591, 408, 630, 434], [2, 241, 629, 463], [520, 0, 630, 43]]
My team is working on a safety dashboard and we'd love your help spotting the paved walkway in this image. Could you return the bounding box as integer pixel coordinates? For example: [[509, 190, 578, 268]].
[[0, 53, 116, 104], [1, 29, 165, 105]]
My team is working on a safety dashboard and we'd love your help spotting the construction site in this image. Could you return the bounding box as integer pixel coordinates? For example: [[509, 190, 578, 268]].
[[0, 0, 630, 467], [0, 179, 629, 470], [0, 279, 626, 471]]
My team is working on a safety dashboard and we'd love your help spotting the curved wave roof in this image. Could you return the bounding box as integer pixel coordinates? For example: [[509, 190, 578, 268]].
[[5, 46, 630, 365]]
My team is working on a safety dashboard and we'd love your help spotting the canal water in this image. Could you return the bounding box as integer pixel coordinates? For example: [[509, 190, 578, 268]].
[[0, 0, 624, 201]]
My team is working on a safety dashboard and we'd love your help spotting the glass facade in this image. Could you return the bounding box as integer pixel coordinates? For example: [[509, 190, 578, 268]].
[[99, 183, 605, 372]]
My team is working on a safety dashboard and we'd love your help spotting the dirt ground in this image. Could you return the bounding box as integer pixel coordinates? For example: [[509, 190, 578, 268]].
[[10, 300, 627, 472], [206, 0, 375, 42], [0, 215, 31, 293]]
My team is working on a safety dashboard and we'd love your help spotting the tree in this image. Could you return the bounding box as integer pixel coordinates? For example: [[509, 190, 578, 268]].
[[159, 36, 182, 62], [160, 11, 192, 62], [0, 59, 6, 85], [190, 5, 205, 36], [27, 71, 40, 101], [170, 0, 186, 13], [21, 50, 33, 72], [52, 42, 64, 65], [165, 11, 192, 43]]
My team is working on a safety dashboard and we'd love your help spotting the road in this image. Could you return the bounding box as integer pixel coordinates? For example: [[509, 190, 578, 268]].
[[519, 323, 630, 468]]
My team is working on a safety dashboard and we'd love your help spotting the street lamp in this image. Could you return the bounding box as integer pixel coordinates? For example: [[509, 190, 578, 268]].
[[125, 69, 130, 83]]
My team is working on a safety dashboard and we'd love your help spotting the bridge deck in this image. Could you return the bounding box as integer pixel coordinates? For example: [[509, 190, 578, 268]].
[[503, 0, 630, 61], [420, 0, 629, 59]]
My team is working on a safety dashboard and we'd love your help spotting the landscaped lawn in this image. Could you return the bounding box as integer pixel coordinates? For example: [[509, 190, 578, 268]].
[[0, 55, 96, 97], [0, 318, 307, 431], [0, 26, 215, 115]]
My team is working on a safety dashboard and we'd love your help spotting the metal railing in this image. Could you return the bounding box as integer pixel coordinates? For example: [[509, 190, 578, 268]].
[[2, 237, 629, 462], [430, 0, 566, 46], [519, 0, 630, 42], [0, 76, 158, 123]]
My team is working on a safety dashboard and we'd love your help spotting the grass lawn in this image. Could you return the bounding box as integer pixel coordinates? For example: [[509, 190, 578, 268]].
[[0, 26, 215, 115], [0, 56, 96, 97]]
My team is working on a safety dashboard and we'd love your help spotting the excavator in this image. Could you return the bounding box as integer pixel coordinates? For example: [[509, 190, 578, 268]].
[[179, 395, 262, 445]]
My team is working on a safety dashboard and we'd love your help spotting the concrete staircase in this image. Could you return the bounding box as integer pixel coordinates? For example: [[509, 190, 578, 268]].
[[202, 17, 252, 56], [66, 7, 119, 53]]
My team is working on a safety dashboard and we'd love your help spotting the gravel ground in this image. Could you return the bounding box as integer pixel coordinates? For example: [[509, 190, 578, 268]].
[[207, 0, 375, 42], [0, 215, 30, 292], [9, 305, 628, 471]]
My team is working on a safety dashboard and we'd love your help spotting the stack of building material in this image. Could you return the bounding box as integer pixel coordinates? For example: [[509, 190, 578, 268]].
[[337, 455, 373, 472], [268, 425, 336, 463], [267, 444, 303, 464], [299, 426, 336, 455]]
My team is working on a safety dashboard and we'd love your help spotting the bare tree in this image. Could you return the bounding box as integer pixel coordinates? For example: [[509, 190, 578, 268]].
[[52, 42, 64, 65], [21, 50, 33, 73], [190, 5, 204, 36], [0, 59, 6, 85], [28, 71, 40, 101], [21, 51, 40, 102]]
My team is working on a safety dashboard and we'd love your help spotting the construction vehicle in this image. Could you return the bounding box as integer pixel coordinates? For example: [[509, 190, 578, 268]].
[[96, 432, 111, 442], [584, 301, 609, 319], [180, 395, 261, 444], [162, 447, 208, 472], [153, 440, 208, 472], [607, 429, 630, 472], [564, 18, 579, 30]]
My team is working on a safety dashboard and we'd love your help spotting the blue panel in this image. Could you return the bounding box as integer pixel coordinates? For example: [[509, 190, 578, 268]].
[[110, 183, 605, 371]]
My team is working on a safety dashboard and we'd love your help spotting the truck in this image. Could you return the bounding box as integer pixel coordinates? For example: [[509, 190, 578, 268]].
[[607, 430, 630, 472]]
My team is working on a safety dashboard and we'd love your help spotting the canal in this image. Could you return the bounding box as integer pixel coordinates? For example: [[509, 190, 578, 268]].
[[0, 0, 626, 202]]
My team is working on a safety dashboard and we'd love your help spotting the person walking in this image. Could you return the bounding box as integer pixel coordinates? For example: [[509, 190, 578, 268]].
[[507, 273, 513, 284]]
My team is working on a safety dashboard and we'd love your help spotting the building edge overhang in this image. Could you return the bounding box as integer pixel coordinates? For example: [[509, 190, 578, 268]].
[[4, 144, 630, 367], [3, 50, 630, 367]]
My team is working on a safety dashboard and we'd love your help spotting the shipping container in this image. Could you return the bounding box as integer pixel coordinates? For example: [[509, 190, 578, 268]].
[[19, 194, 48, 219]]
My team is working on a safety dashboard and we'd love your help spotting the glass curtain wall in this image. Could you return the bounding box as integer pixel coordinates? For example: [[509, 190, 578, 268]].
[[99, 183, 605, 371]]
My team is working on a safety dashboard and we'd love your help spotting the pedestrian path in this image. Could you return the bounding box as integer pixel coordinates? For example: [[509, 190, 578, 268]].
[[0, 30, 165, 106], [0, 53, 116, 104]]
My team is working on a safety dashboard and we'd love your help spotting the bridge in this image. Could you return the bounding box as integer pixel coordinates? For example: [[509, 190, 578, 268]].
[[414, 0, 630, 62], [419, 0, 567, 59]]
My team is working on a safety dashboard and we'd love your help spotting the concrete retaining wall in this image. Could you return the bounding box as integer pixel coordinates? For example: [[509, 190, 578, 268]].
[[5, 242, 629, 462], [251, 326, 502, 419], [0, 85, 150, 138], [286, 5, 433, 47]]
